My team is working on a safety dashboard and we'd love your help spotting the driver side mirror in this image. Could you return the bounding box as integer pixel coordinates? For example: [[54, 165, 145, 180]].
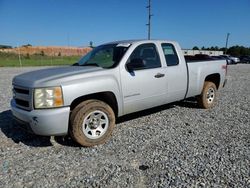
[[126, 58, 146, 72]]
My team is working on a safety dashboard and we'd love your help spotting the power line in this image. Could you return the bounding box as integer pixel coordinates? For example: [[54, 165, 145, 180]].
[[146, 0, 153, 40]]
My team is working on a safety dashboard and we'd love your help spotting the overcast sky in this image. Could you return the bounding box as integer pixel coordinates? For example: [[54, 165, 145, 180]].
[[0, 0, 250, 48]]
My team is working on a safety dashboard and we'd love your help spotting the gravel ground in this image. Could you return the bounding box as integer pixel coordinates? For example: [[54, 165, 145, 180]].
[[0, 65, 249, 187]]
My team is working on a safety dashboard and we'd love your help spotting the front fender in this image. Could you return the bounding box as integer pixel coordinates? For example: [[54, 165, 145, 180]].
[[62, 74, 123, 116]]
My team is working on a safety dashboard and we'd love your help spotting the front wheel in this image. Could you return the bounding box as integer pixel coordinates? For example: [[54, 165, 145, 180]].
[[197, 81, 217, 109], [70, 100, 115, 147]]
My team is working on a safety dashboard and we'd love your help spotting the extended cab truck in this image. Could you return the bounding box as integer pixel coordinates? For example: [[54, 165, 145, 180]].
[[11, 40, 227, 146]]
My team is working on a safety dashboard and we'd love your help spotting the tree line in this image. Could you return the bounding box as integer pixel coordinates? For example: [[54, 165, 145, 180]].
[[1, 44, 249, 57], [192, 45, 250, 57]]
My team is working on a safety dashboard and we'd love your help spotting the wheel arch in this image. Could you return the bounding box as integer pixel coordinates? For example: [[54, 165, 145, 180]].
[[204, 73, 221, 89], [70, 91, 119, 117]]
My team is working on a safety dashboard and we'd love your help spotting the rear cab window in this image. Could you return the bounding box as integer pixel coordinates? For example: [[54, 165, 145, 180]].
[[161, 43, 179, 66]]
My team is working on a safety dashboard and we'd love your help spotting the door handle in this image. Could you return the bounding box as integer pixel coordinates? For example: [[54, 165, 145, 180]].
[[154, 73, 165, 78]]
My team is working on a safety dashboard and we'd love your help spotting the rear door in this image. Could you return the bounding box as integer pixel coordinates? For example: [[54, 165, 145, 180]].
[[161, 43, 188, 102], [120, 43, 167, 114]]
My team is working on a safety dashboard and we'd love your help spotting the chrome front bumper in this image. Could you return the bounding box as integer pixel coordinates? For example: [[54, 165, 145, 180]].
[[11, 99, 70, 136]]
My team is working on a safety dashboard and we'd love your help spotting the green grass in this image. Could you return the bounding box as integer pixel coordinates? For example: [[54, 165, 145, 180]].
[[0, 52, 81, 67]]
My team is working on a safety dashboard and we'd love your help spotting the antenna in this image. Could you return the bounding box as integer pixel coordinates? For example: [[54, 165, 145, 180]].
[[146, 0, 153, 40]]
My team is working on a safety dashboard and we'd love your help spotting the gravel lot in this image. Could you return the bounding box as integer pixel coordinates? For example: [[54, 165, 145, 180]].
[[0, 65, 249, 187]]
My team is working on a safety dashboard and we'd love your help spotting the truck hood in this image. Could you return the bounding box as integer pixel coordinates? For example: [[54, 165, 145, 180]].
[[13, 66, 103, 88]]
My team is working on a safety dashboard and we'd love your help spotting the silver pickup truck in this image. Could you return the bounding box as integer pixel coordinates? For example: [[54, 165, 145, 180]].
[[11, 40, 227, 146]]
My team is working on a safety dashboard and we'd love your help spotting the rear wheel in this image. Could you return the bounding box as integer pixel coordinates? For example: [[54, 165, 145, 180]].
[[70, 100, 115, 147], [197, 81, 217, 109]]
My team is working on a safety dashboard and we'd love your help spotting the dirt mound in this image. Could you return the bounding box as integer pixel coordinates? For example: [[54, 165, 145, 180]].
[[1, 46, 92, 56]]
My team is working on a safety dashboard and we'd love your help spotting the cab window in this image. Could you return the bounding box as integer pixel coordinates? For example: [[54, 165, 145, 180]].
[[161, 43, 179, 66], [128, 43, 161, 70]]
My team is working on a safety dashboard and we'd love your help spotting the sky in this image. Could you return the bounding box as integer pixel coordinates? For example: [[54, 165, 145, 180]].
[[0, 0, 250, 49]]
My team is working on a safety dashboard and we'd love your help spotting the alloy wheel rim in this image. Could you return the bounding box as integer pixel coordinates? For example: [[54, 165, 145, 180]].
[[206, 87, 215, 104], [82, 110, 109, 139]]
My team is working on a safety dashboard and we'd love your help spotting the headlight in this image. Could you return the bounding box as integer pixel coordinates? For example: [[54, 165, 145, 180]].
[[34, 87, 64, 109]]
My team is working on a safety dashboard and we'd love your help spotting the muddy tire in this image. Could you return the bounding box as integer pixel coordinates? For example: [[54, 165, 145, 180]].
[[70, 100, 115, 147], [197, 81, 217, 109]]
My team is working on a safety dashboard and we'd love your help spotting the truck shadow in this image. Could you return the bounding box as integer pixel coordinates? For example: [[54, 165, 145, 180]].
[[57, 100, 199, 147], [174, 97, 200, 109], [117, 103, 175, 123], [0, 110, 52, 147], [0, 110, 79, 147], [0, 99, 199, 147], [117, 98, 199, 124]]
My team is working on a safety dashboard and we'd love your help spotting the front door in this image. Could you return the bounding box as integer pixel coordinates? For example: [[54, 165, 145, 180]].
[[120, 43, 167, 114]]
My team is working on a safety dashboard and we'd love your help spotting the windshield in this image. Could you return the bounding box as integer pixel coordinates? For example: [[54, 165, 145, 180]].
[[77, 43, 130, 68]]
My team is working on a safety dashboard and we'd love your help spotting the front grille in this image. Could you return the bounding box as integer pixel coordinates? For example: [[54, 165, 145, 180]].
[[15, 99, 29, 107], [14, 87, 29, 95], [13, 85, 32, 111]]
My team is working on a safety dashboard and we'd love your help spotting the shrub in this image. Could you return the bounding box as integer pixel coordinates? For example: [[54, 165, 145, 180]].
[[40, 51, 45, 56], [25, 53, 30, 59]]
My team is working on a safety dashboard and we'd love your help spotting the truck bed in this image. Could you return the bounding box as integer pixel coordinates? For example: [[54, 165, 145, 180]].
[[185, 55, 217, 63], [185, 59, 227, 98]]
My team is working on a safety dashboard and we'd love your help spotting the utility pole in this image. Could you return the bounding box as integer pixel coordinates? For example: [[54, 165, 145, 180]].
[[17, 44, 22, 67], [146, 0, 153, 40], [225, 33, 230, 54]]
